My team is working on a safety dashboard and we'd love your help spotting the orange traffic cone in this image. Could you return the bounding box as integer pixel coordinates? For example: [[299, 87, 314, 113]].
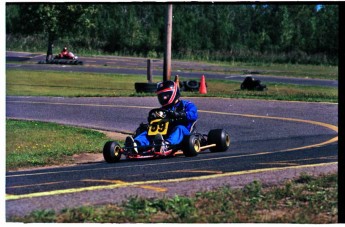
[[199, 75, 207, 94]]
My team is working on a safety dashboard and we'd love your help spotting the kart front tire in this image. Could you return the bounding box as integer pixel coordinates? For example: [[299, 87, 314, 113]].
[[182, 134, 200, 157], [103, 141, 122, 163], [207, 129, 230, 152]]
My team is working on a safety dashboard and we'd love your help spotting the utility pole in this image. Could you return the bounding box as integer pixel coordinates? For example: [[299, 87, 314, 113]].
[[163, 4, 173, 82]]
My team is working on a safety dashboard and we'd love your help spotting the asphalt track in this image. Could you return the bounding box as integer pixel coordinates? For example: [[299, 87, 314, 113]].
[[6, 96, 338, 217], [5, 51, 338, 217], [6, 51, 338, 87]]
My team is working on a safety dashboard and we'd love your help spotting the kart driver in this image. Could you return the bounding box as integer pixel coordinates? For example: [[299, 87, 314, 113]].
[[125, 80, 198, 154], [59, 47, 69, 58]]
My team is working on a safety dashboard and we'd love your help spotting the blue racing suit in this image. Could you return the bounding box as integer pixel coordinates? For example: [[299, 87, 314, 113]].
[[134, 100, 198, 146]]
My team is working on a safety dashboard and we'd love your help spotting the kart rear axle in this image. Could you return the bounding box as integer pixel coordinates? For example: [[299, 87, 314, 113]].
[[199, 143, 217, 150]]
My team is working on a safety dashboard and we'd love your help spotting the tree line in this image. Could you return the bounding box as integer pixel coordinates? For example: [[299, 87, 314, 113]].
[[6, 3, 338, 65]]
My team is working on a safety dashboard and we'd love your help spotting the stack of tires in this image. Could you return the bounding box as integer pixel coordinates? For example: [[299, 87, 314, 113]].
[[180, 80, 200, 92], [134, 82, 158, 93], [134, 80, 202, 93]]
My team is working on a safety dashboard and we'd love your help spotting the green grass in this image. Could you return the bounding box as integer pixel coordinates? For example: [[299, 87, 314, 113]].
[[6, 69, 338, 103], [171, 59, 338, 80], [215, 61, 338, 80], [6, 70, 153, 97], [8, 173, 338, 223], [6, 119, 110, 170]]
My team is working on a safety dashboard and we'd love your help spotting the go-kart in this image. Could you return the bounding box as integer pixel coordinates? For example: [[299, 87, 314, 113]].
[[103, 108, 230, 163], [55, 52, 79, 60], [38, 52, 83, 65]]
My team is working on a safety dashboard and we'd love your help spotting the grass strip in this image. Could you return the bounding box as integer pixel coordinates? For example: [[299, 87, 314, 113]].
[[6, 69, 338, 103], [8, 173, 337, 223], [6, 119, 110, 170]]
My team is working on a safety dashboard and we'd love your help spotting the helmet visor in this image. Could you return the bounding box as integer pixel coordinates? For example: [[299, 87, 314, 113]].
[[157, 91, 173, 106], [156, 81, 178, 106]]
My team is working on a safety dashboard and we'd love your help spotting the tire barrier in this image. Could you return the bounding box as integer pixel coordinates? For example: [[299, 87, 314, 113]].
[[180, 80, 200, 92], [240, 76, 267, 91], [134, 82, 158, 93]]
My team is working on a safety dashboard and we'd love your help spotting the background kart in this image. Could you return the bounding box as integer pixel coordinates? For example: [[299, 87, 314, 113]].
[[38, 52, 83, 65], [103, 108, 231, 163]]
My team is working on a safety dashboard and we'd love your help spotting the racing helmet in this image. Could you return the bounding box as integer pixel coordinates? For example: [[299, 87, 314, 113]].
[[63, 47, 67, 51], [156, 80, 180, 107]]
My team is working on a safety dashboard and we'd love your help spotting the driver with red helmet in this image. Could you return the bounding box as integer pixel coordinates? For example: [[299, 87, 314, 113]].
[[125, 80, 198, 154], [58, 47, 69, 58]]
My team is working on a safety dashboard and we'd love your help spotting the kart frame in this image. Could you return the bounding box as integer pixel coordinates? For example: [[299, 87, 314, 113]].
[[103, 126, 230, 163], [103, 108, 230, 163], [121, 131, 210, 160]]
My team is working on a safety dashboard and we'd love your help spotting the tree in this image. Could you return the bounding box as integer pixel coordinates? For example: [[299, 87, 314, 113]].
[[315, 5, 338, 57], [13, 4, 98, 51], [6, 3, 338, 65], [279, 6, 295, 52]]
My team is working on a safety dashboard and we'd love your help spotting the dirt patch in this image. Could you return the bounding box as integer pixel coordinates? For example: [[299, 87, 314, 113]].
[[100, 130, 130, 141], [72, 131, 129, 164], [72, 153, 104, 164], [71, 130, 129, 164]]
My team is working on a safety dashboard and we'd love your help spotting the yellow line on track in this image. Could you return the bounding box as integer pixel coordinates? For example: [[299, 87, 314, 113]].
[[81, 179, 127, 184], [200, 109, 338, 132], [6, 162, 337, 201], [81, 179, 167, 192], [187, 96, 338, 105], [137, 185, 167, 193], [172, 169, 223, 174]]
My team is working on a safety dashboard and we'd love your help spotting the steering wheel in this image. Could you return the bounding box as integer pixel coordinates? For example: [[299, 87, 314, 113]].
[[148, 108, 168, 121]]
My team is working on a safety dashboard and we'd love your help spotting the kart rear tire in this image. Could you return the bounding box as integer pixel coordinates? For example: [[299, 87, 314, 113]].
[[182, 134, 200, 157], [207, 129, 230, 152], [103, 141, 122, 163]]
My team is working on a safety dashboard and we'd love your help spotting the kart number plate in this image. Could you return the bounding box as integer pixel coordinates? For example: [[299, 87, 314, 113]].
[[148, 119, 169, 136]]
